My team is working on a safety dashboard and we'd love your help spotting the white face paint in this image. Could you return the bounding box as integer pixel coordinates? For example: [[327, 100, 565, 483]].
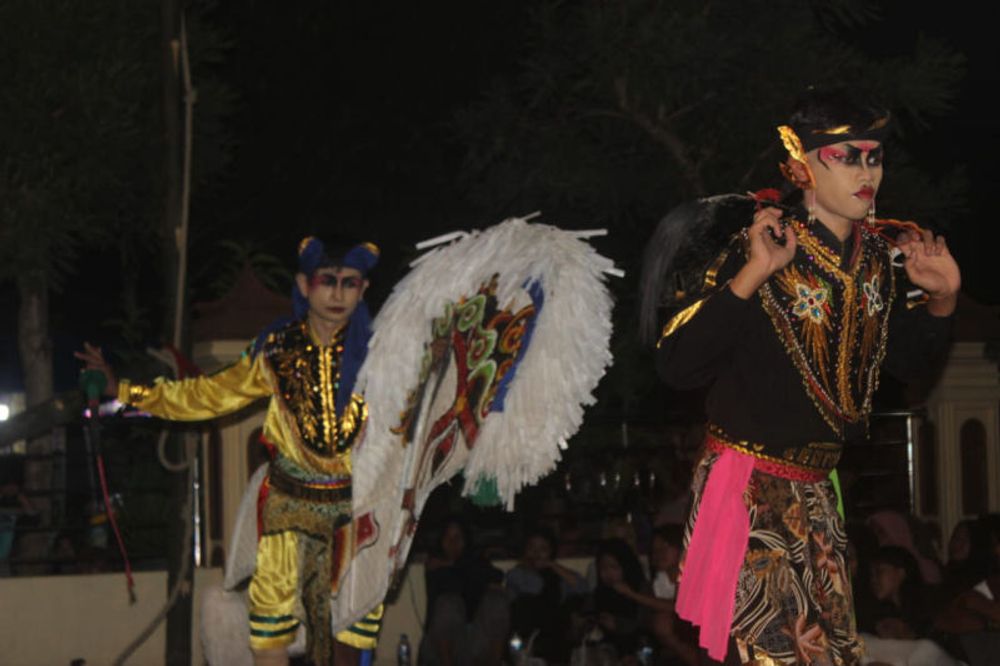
[[806, 140, 884, 228], [296, 266, 368, 331]]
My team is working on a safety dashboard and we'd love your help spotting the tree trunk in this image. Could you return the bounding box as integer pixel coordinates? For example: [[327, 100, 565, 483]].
[[14, 270, 58, 571], [161, 1, 193, 664], [161, 0, 183, 342]]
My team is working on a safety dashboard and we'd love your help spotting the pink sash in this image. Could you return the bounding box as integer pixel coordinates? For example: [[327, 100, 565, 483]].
[[675, 447, 754, 662]]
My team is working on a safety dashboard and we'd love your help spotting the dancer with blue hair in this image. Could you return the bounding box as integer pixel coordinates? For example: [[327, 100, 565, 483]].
[[77, 237, 382, 666]]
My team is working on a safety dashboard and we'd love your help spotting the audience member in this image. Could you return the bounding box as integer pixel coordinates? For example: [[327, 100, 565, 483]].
[[575, 538, 659, 663], [943, 518, 994, 596], [868, 510, 943, 585], [859, 545, 959, 666], [506, 527, 587, 662], [647, 525, 698, 666], [934, 514, 1000, 666], [420, 516, 509, 666]]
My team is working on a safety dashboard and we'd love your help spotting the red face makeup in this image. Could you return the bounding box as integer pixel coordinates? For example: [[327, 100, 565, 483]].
[[309, 273, 364, 290], [806, 140, 884, 230], [817, 142, 883, 169], [299, 266, 367, 333]]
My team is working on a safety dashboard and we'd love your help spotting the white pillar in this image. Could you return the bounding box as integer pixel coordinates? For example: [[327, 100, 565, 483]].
[[924, 341, 1000, 549]]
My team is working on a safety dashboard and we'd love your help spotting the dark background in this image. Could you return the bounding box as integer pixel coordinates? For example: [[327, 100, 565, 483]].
[[2, 1, 997, 396]]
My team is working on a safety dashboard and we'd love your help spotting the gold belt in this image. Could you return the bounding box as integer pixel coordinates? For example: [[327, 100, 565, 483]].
[[707, 425, 841, 480], [268, 466, 351, 503]]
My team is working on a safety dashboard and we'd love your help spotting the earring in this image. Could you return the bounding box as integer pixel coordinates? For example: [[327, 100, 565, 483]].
[[806, 191, 817, 225], [867, 200, 877, 226]]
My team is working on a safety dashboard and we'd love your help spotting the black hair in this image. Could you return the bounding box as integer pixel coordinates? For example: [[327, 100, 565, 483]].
[[431, 514, 474, 559], [786, 87, 890, 152], [650, 524, 684, 551], [947, 518, 994, 586], [981, 513, 1000, 575], [872, 545, 923, 609], [873, 544, 920, 576], [595, 538, 647, 592], [522, 527, 558, 556]]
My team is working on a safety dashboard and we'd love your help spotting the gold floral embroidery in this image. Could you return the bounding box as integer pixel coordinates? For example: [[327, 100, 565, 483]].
[[264, 322, 362, 461], [760, 222, 894, 432], [272, 334, 320, 444], [792, 282, 830, 324], [772, 265, 834, 389]]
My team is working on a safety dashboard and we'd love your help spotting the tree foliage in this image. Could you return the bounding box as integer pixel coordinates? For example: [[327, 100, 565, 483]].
[[0, 0, 236, 341], [0, 0, 161, 289], [456, 0, 965, 230], [454, 0, 966, 420]]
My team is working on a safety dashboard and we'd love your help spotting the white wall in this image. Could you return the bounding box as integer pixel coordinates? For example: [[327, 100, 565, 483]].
[[0, 559, 597, 664]]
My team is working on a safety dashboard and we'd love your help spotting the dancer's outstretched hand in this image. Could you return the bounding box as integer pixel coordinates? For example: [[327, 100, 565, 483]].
[[74, 342, 118, 397]]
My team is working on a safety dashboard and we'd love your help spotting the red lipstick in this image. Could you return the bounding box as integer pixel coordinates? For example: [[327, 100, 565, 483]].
[[855, 186, 874, 201]]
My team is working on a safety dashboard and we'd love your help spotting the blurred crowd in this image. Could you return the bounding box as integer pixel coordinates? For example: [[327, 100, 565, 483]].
[[415, 508, 1000, 666]]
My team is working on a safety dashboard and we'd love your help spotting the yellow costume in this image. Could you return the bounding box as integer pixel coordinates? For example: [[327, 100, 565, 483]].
[[119, 319, 379, 660]]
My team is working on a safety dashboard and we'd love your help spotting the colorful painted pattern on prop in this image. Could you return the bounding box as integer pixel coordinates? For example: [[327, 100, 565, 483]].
[[759, 221, 894, 433], [393, 276, 540, 478]]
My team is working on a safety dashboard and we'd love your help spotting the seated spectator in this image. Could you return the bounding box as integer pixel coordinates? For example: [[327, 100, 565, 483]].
[[584, 515, 640, 589], [506, 528, 587, 662], [420, 516, 509, 666], [647, 525, 698, 666], [859, 545, 960, 666], [934, 514, 1000, 666], [866, 546, 932, 638], [575, 538, 660, 663], [943, 518, 994, 597], [868, 509, 943, 585]]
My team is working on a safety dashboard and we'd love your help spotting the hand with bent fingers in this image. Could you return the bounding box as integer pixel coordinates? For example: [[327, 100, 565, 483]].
[[730, 206, 797, 299], [73, 342, 119, 397], [897, 229, 960, 316]]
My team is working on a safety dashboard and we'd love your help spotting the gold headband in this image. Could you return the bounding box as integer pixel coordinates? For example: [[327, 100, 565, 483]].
[[812, 115, 890, 136]]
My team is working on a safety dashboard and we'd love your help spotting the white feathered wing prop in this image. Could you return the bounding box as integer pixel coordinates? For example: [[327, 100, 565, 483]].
[[203, 218, 614, 661], [336, 218, 614, 630]]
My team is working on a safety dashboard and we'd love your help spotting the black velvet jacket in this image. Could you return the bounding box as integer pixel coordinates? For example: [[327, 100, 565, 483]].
[[656, 216, 952, 459]]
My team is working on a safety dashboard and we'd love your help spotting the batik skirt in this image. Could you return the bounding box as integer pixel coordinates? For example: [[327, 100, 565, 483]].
[[681, 448, 864, 666]]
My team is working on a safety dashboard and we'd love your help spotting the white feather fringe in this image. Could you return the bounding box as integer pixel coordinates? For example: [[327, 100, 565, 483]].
[[354, 217, 614, 509]]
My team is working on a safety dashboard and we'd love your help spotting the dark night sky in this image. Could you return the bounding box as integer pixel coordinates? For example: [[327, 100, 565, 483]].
[[862, 2, 999, 306], [198, 1, 998, 300], [2, 1, 998, 394]]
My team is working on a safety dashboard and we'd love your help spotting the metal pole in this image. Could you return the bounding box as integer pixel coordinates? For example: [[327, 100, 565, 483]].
[[906, 412, 917, 514]]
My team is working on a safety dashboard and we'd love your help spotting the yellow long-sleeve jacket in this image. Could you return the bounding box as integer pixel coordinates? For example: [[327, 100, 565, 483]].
[[117, 320, 366, 479]]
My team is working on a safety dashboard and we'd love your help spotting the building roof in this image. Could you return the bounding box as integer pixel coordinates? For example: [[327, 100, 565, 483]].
[[192, 265, 291, 342]]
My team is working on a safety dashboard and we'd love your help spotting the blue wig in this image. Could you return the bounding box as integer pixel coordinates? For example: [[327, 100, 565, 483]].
[[255, 237, 380, 414]]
